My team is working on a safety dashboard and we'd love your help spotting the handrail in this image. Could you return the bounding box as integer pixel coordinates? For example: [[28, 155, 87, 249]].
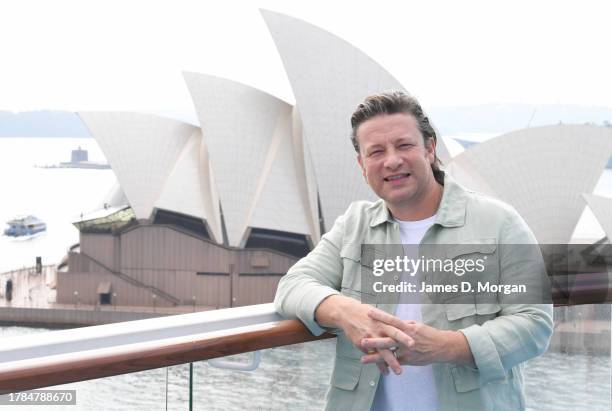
[[0, 304, 333, 393], [0, 320, 331, 394]]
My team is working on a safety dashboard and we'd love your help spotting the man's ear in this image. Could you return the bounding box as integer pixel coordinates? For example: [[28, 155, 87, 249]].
[[357, 154, 367, 180], [426, 138, 437, 164]]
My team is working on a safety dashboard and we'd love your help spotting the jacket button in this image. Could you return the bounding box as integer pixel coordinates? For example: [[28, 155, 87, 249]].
[[369, 381, 375, 387], [393, 275, 399, 281]]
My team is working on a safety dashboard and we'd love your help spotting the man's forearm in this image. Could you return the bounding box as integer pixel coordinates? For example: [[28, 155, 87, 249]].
[[315, 294, 355, 329], [447, 330, 476, 367]]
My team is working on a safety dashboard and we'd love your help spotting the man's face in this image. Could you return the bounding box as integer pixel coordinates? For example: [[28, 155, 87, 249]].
[[356, 113, 437, 210]]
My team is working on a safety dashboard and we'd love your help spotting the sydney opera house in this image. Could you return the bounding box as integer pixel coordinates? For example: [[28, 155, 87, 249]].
[[56, 10, 612, 309]]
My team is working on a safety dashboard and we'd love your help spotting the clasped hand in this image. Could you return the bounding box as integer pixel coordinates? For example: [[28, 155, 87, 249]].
[[359, 309, 456, 375]]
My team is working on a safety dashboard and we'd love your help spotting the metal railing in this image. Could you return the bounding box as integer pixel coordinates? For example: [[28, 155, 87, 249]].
[[0, 304, 332, 394]]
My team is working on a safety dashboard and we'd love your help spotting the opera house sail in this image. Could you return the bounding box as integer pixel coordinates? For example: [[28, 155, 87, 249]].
[[182, 72, 319, 249], [261, 9, 451, 230], [446, 124, 612, 244]]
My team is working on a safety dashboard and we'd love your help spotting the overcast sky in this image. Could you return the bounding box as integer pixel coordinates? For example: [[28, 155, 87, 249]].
[[1, 0, 611, 121]]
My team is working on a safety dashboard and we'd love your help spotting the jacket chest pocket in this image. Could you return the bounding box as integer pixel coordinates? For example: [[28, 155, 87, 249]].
[[434, 240, 503, 327], [446, 240, 499, 279], [339, 244, 383, 295], [427, 240, 500, 304]]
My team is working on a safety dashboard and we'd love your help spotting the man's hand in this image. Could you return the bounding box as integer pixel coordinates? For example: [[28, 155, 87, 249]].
[[359, 309, 475, 369], [315, 295, 414, 374]]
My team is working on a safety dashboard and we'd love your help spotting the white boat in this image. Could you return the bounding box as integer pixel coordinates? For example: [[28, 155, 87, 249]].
[[3, 215, 47, 237]]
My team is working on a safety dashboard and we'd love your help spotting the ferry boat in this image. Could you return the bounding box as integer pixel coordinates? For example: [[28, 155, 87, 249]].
[[3, 215, 47, 237]]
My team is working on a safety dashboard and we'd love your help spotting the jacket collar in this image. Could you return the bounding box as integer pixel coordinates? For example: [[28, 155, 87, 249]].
[[368, 172, 467, 228]]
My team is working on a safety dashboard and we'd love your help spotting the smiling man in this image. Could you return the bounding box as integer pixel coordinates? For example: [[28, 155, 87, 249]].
[[274, 91, 553, 410], [355, 110, 442, 221]]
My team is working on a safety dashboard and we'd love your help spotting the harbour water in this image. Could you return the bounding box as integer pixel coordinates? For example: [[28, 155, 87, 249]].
[[0, 138, 116, 273], [0, 137, 611, 409]]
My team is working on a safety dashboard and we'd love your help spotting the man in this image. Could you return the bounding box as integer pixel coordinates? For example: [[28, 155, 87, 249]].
[[274, 91, 553, 410]]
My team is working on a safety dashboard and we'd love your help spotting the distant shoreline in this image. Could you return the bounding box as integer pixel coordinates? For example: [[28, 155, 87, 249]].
[[2, 104, 612, 138]]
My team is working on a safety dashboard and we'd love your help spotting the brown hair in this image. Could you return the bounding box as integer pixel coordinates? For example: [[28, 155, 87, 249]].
[[350, 90, 444, 185]]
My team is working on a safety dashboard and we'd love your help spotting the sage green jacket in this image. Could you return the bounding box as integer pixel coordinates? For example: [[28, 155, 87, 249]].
[[274, 175, 553, 411]]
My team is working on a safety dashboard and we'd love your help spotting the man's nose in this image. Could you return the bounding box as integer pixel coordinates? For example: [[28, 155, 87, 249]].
[[384, 151, 403, 169]]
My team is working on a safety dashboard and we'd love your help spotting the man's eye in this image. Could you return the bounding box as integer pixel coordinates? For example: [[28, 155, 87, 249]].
[[369, 150, 383, 156], [399, 143, 413, 149]]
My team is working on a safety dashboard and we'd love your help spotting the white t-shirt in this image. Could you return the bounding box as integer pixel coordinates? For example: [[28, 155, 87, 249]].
[[371, 214, 439, 411]]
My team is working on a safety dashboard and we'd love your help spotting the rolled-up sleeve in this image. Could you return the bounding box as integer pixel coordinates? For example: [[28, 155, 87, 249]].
[[460, 303, 553, 383], [459, 208, 554, 383], [274, 214, 346, 336]]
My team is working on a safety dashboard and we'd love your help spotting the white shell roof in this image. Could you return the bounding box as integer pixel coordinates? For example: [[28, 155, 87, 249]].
[[290, 107, 321, 244], [78, 112, 221, 241], [583, 194, 612, 241], [79, 112, 194, 220], [447, 125, 612, 244], [183, 72, 318, 246], [155, 128, 222, 242], [261, 9, 451, 230]]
